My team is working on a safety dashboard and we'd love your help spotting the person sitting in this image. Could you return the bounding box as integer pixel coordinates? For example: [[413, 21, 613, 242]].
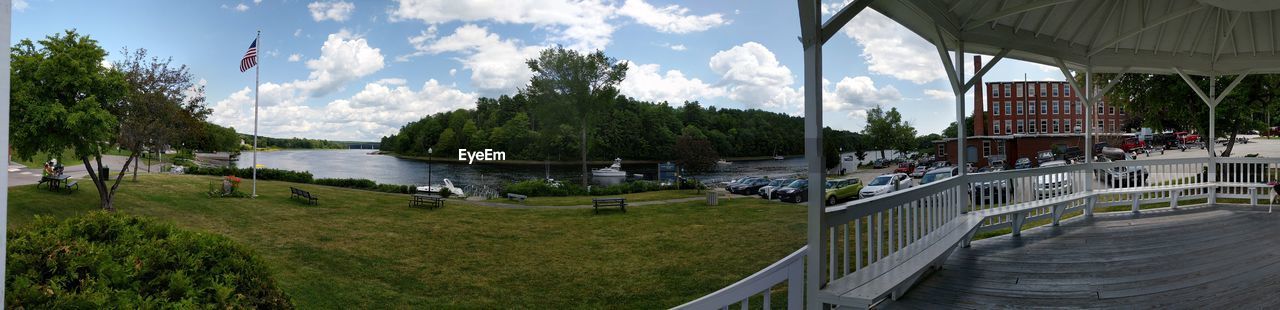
[[42, 162, 54, 177]]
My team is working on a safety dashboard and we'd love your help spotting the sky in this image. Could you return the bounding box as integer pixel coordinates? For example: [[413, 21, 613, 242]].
[[12, 0, 1067, 142]]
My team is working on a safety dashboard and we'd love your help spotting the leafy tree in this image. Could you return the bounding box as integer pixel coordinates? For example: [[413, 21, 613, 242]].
[[524, 46, 628, 186], [863, 106, 915, 159], [11, 30, 128, 210], [433, 128, 458, 155], [674, 134, 718, 172], [114, 48, 209, 180], [1104, 73, 1280, 156], [941, 116, 974, 137]]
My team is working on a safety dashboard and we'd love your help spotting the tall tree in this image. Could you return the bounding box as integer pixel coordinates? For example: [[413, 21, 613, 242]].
[[11, 30, 128, 210], [863, 106, 915, 159], [114, 48, 210, 180], [1104, 73, 1280, 156], [524, 47, 628, 186]]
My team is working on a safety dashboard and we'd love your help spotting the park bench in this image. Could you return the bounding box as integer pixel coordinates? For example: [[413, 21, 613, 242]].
[[410, 194, 445, 209], [62, 181, 79, 193], [506, 193, 527, 203], [289, 187, 319, 205], [592, 198, 626, 214]]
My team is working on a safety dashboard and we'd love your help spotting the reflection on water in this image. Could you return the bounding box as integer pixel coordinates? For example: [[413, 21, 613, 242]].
[[232, 149, 815, 191]]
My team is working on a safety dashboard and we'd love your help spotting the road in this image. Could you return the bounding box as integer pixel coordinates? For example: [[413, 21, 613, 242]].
[[8, 155, 168, 187]]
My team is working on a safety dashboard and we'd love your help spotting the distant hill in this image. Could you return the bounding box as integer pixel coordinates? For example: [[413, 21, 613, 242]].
[[237, 134, 378, 150]]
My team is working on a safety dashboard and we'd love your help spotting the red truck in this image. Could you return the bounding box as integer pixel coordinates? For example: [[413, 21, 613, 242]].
[[894, 162, 915, 174], [1120, 137, 1147, 152]]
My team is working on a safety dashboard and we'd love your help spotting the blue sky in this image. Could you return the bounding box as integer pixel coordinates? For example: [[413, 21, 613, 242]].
[[13, 0, 1066, 141]]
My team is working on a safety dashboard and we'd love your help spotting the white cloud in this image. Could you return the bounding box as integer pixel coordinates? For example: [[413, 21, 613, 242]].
[[294, 29, 303, 37], [923, 89, 953, 101], [308, 1, 355, 22], [389, 0, 616, 51], [825, 76, 901, 112], [448, 68, 457, 76], [619, 61, 723, 104], [254, 0, 262, 4], [287, 54, 302, 62], [13, 0, 28, 12], [234, 3, 249, 12], [668, 44, 686, 51], [618, 0, 728, 33], [709, 42, 802, 110], [299, 30, 385, 96], [210, 80, 478, 141], [841, 8, 944, 84], [406, 24, 542, 95]]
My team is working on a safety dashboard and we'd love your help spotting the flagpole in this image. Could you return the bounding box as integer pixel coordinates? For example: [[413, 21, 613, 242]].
[[252, 30, 260, 198]]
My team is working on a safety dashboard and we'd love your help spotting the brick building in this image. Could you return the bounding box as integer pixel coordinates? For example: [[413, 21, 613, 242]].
[[935, 56, 1132, 168]]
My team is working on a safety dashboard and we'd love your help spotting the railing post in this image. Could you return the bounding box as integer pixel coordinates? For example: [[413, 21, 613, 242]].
[[1171, 191, 1179, 209], [1011, 212, 1025, 237], [1209, 159, 1218, 205]]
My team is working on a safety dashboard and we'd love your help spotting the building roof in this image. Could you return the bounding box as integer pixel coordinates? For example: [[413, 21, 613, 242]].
[[871, 0, 1280, 75]]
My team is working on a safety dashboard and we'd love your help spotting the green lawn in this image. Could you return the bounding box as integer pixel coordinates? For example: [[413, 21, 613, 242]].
[[505, 189, 708, 206], [8, 175, 806, 308]]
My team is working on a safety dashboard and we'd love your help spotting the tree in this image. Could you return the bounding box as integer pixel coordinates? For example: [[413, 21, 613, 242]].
[[114, 48, 209, 181], [1104, 74, 1280, 157], [941, 116, 974, 137], [524, 46, 628, 186], [863, 106, 915, 159], [11, 30, 129, 210], [674, 134, 718, 173]]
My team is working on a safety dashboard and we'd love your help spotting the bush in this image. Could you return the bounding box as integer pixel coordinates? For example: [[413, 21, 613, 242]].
[[6, 212, 293, 308], [186, 167, 313, 184], [314, 178, 413, 194], [438, 187, 452, 198]]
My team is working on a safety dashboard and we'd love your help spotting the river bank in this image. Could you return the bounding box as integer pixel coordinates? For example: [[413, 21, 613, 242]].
[[387, 153, 803, 166]]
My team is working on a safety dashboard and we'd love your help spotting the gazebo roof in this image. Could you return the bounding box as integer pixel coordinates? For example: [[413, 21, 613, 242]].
[[871, 0, 1280, 75]]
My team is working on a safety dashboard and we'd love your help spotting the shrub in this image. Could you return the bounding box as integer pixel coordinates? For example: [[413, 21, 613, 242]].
[[6, 212, 293, 308], [314, 178, 414, 194], [187, 167, 313, 184], [438, 187, 452, 198]]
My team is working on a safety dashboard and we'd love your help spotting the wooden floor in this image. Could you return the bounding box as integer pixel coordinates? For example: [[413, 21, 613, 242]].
[[883, 205, 1280, 309]]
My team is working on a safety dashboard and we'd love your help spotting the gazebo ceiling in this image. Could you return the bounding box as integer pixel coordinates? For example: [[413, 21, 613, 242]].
[[869, 0, 1280, 75]]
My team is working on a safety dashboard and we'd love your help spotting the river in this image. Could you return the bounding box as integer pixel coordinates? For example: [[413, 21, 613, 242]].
[[230, 149, 855, 190]]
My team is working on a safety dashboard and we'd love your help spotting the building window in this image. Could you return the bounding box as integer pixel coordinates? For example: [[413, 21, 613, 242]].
[[1005, 120, 1012, 134], [1029, 120, 1037, 133], [1109, 106, 1115, 114], [993, 121, 1000, 134], [1040, 101, 1048, 114], [1065, 85, 1072, 97], [1110, 119, 1117, 132], [1040, 83, 1047, 96], [1017, 120, 1025, 133], [1017, 101, 1024, 115], [1016, 83, 1023, 97], [983, 141, 991, 156], [992, 85, 999, 98], [1097, 120, 1104, 131], [1118, 106, 1125, 115], [938, 144, 945, 156], [1052, 84, 1060, 96], [997, 141, 1006, 154], [1040, 120, 1048, 133], [1005, 103, 1011, 115], [992, 101, 1000, 115], [1052, 100, 1060, 114], [1075, 120, 1082, 133], [1097, 102, 1104, 114], [1004, 83, 1012, 97], [1076, 100, 1083, 114]]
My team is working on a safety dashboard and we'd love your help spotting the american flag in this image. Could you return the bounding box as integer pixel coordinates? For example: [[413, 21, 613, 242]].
[[240, 38, 258, 72]]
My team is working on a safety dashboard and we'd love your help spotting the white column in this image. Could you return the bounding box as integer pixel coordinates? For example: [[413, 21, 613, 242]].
[[0, 1, 11, 303], [955, 41, 967, 174], [797, 1, 824, 308], [1083, 69, 1094, 217]]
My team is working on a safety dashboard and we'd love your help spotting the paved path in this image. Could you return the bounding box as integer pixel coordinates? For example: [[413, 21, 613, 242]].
[[8, 155, 167, 187], [882, 205, 1280, 309]]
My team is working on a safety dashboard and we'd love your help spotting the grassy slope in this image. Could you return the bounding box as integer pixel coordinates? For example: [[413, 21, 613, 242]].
[[9, 175, 805, 309]]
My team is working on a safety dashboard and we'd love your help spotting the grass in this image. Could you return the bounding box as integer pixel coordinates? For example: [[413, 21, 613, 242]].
[[8, 174, 806, 309], [504, 189, 708, 206]]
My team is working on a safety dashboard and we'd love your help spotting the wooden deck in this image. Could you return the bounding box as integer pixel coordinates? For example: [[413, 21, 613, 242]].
[[882, 205, 1280, 309]]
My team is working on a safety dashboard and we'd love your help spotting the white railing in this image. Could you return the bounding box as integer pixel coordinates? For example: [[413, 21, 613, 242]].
[[673, 246, 806, 310], [683, 156, 1279, 308]]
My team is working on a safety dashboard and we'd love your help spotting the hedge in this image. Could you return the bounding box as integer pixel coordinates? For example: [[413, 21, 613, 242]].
[[6, 212, 293, 308], [314, 178, 414, 194], [186, 167, 313, 184]]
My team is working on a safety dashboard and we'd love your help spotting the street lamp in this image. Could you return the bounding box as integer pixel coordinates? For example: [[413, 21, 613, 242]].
[[427, 147, 433, 193]]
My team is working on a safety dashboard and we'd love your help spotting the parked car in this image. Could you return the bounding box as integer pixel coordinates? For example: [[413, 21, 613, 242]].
[[920, 166, 959, 185], [824, 178, 863, 205], [872, 159, 888, 169], [859, 173, 914, 199], [774, 179, 809, 203], [1035, 150, 1055, 166], [757, 178, 794, 199], [1013, 157, 1033, 169], [969, 166, 1010, 204], [894, 162, 915, 174], [728, 177, 772, 195], [988, 159, 1007, 170], [910, 166, 928, 178], [1120, 138, 1147, 152], [720, 177, 749, 188], [1034, 160, 1073, 198], [1062, 147, 1083, 162], [1096, 155, 1148, 188]]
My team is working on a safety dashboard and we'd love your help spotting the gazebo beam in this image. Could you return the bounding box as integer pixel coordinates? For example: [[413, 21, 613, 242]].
[[1087, 4, 1206, 57], [963, 49, 1010, 91], [819, 0, 873, 45], [963, 0, 1073, 31]]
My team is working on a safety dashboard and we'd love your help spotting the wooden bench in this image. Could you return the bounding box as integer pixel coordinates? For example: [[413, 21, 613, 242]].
[[410, 194, 445, 209], [506, 193, 527, 203], [289, 187, 319, 205], [592, 198, 626, 214]]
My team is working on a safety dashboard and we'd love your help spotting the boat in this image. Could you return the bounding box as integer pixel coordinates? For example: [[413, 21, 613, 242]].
[[717, 159, 732, 165], [592, 158, 627, 177], [773, 155, 785, 160], [415, 178, 467, 197]]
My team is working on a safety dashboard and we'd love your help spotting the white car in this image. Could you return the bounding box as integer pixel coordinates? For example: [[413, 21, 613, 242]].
[[859, 173, 914, 199], [1034, 160, 1073, 198]]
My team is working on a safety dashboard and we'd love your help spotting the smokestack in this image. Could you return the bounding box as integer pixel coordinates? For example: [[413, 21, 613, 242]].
[[973, 55, 986, 136]]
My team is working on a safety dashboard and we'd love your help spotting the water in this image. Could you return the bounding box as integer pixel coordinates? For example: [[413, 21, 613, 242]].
[[232, 149, 819, 191]]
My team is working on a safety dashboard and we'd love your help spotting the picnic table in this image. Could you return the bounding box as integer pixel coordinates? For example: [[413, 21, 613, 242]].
[[592, 197, 626, 214], [38, 175, 76, 193], [410, 194, 445, 209]]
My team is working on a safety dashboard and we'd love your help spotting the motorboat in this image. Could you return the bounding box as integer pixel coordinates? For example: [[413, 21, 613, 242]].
[[416, 178, 467, 197], [772, 155, 785, 160], [592, 158, 627, 177], [717, 159, 732, 165]]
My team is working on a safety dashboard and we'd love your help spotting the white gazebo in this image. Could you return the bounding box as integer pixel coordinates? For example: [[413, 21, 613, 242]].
[[680, 1, 1280, 309]]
